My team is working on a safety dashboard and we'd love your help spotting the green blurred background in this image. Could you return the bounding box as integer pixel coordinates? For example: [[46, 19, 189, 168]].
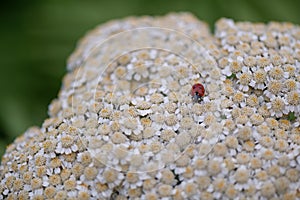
[[1, 0, 300, 157]]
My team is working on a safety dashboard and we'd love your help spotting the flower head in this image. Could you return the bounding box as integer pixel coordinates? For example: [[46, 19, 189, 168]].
[[1, 13, 300, 200]]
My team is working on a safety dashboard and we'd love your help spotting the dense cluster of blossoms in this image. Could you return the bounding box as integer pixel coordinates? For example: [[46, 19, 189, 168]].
[[1, 13, 300, 200]]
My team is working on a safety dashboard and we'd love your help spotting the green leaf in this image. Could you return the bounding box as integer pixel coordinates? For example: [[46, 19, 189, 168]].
[[226, 73, 236, 79], [288, 112, 296, 122]]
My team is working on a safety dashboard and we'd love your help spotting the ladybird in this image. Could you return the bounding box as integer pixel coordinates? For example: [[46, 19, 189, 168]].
[[191, 83, 205, 103]]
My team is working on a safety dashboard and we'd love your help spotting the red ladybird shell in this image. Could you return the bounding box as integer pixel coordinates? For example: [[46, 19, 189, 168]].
[[191, 83, 205, 97]]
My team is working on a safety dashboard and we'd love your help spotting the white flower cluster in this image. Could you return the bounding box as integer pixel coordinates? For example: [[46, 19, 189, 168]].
[[1, 13, 299, 200], [216, 18, 300, 118]]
